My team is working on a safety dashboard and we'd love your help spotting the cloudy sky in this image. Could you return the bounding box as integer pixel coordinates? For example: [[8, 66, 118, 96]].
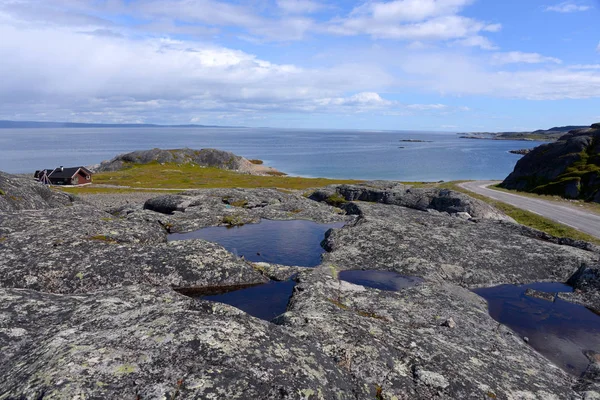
[[1, 0, 599, 130]]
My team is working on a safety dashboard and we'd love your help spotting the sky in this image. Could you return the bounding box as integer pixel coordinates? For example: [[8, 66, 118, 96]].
[[0, 0, 599, 131]]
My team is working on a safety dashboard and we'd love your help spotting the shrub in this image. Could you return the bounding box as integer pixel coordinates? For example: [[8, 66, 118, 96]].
[[326, 193, 347, 207], [222, 215, 245, 227]]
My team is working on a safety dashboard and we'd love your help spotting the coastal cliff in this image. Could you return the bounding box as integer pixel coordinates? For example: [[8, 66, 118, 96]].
[[1, 165, 600, 398], [501, 123, 600, 202]]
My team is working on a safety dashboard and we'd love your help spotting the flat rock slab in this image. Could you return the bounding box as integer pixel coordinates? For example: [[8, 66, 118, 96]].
[[0, 285, 367, 399], [132, 188, 350, 233], [276, 268, 580, 399], [322, 202, 598, 287]]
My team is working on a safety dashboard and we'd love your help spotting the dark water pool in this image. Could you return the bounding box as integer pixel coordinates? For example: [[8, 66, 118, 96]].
[[168, 219, 345, 267], [339, 270, 423, 291], [201, 279, 297, 321], [474, 282, 600, 376]]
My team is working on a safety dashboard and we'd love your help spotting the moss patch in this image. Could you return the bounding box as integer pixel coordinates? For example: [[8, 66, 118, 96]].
[[87, 235, 119, 244], [222, 215, 245, 227], [0, 189, 5, 196], [325, 193, 347, 207]]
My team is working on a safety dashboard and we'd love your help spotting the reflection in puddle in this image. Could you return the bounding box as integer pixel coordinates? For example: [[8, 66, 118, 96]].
[[474, 282, 600, 376], [339, 270, 423, 291], [168, 219, 345, 267], [201, 279, 297, 321]]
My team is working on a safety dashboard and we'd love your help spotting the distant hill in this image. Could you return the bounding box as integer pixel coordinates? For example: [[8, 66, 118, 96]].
[[0, 120, 240, 129], [459, 125, 589, 141]]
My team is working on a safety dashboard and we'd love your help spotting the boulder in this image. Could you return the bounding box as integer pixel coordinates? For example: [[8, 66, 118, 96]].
[[310, 182, 513, 221]]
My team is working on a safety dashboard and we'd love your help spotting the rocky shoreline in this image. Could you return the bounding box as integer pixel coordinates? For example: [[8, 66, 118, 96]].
[[1, 172, 600, 399]]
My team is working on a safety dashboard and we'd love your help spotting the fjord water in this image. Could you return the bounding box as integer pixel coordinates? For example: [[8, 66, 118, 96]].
[[474, 282, 600, 376], [168, 219, 345, 267], [0, 127, 544, 180]]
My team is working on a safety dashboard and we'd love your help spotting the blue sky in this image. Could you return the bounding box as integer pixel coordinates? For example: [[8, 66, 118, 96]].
[[0, 0, 599, 131]]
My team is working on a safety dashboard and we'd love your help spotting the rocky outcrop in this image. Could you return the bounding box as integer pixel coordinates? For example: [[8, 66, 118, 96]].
[[509, 148, 530, 155], [95, 148, 282, 175], [501, 124, 600, 202], [0, 171, 75, 211], [310, 182, 514, 221], [321, 201, 597, 288], [0, 285, 367, 399], [275, 269, 578, 399], [0, 202, 269, 294], [559, 264, 600, 312]]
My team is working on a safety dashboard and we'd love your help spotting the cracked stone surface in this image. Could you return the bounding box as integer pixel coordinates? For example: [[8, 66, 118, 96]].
[[0, 285, 367, 399], [2, 172, 600, 399]]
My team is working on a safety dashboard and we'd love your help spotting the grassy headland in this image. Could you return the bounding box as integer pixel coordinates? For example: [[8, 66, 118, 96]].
[[60, 162, 363, 195]]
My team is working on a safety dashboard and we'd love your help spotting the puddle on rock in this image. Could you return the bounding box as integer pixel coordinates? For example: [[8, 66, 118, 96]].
[[200, 279, 297, 321], [339, 270, 423, 291], [168, 219, 345, 267], [474, 282, 600, 376]]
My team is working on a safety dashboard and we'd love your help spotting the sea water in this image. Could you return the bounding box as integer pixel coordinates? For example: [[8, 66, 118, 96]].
[[0, 127, 544, 181]]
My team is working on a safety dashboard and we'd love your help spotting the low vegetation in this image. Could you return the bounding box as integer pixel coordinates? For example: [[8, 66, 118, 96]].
[[87, 235, 118, 244], [59, 162, 362, 195], [441, 181, 600, 246], [222, 215, 245, 227]]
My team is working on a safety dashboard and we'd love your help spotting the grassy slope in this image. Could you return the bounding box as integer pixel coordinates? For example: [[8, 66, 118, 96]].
[[60, 162, 363, 194], [440, 181, 600, 246]]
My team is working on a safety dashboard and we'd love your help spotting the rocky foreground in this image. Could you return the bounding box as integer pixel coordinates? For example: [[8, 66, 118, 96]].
[[1, 172, 600, 399]]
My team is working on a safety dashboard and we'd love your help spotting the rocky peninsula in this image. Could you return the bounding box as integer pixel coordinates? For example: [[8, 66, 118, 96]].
[[502, 123, 600, 203], [459, 125, 587, 141], [1, 153, 600, 399]]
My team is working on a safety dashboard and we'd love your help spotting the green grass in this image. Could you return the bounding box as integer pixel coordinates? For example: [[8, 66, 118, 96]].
[[441, 181, 600, 246], [60, 163, 363, 194]]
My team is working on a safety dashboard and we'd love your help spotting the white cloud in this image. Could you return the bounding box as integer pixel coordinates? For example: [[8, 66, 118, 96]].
[[545, 2, 591, 12], [491, 51, 562, 65], [326, 1, 500, 48], [454, 35, 497, 50], [569, 64, 600, 70], [0, 21, 403, 122], [277, 0, 324, 14], [396, 50, 600, 100], [406, 104, 447, 110]]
